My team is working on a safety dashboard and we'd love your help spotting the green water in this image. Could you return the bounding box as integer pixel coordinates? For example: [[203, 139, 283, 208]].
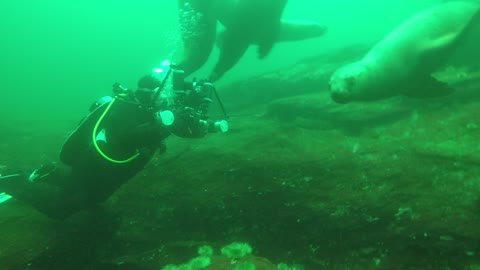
[[0, 0, 441, 123], [1, 1, 479, 269]]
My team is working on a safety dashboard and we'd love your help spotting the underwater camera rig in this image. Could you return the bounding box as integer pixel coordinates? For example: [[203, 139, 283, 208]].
[[61, 60, 229, 166], [167, 63, 229, 133], [110, 60, 229, 133]]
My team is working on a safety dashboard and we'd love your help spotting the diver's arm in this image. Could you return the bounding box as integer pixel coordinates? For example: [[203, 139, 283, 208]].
[[105, 109, 170, 148], [126, 122, 171, 144]]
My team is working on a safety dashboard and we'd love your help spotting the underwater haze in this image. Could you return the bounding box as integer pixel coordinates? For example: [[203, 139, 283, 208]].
[[2, 1, 480, 269], [1, 0, 442, 125]]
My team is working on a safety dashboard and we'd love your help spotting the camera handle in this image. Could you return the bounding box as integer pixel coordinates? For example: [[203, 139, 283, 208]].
[[204, 82, 229, 120]]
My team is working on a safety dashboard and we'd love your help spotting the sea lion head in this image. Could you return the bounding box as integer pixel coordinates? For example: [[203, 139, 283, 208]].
[[329, 61, 369, 104]]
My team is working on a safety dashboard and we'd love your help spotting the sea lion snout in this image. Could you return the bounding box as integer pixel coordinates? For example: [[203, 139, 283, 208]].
[[329, 79, 351, 104], [329, 70, 357, 104], [330, 88, 350, 104]]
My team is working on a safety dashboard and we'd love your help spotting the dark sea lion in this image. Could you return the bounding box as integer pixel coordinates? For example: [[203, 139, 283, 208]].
[[178, 0, 327, 81]]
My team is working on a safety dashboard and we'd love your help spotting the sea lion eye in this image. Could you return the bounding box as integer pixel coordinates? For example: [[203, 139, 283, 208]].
[[345, 77, 356, 88]]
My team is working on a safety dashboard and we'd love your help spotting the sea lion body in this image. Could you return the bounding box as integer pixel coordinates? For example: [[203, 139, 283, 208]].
[[329, 1, 480, 103], [178, 0, 327, 81]]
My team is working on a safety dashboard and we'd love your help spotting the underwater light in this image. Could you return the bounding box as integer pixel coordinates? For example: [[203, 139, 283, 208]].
[[153, 59, 172, 74], [161, 59, 171, 66], [0, 192, 11, 204]]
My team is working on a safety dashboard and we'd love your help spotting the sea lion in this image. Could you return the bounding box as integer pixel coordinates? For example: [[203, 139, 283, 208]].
[[178, 0, 327, 81], [329, 1, 480, 104]]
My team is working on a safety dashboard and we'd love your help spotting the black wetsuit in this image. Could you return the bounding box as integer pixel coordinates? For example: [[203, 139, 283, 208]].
[[1, 96, 177, 219]]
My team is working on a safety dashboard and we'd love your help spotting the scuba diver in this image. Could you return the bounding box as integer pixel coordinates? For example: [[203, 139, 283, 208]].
[[0, 61, 229, 219]]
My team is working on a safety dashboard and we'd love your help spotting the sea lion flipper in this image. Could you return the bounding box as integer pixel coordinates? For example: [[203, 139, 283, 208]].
[[178, 0, 217, 76], [255, 19, 326, 58], [277, 19, 327, 42], [424, 33, 458, 51], [402, 76, 454, 99], [257, 42, 275, 59], [210, 30, 250, 81]]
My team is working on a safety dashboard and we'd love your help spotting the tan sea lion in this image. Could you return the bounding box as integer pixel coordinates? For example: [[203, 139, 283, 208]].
[[329, 1, 480, 104]]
